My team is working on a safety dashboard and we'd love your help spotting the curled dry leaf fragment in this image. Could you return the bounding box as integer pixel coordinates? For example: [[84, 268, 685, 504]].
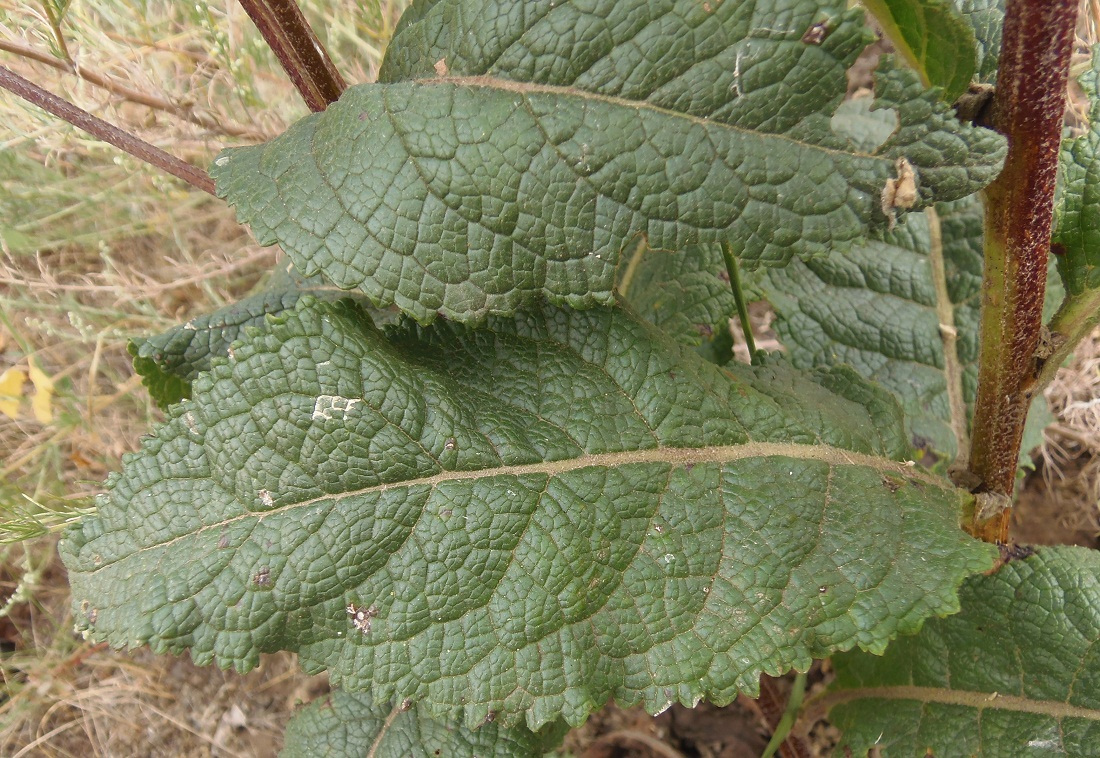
[[975, 491, 1012, 520], [881, 157, 919, 229]]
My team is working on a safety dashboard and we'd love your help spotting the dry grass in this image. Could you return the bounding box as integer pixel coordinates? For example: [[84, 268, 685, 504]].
[[1, 0, 1099, 756], [1036, 330, 1100, 544], [0, 1, 404, 754]]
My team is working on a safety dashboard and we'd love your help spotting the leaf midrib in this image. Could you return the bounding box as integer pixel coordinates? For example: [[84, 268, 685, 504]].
[[82, 441, 950, 573], [367, 706, 401, 758], [821, 684, 1100, 722], [926, 206, 970, 459], [412, 75, 885, 161]]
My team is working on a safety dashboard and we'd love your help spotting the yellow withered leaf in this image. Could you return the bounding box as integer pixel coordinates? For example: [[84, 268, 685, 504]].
[[27, 358, 55, 424], [0, 366, 25, 419]]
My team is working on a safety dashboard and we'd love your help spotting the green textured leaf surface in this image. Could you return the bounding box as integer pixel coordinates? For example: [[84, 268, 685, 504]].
[[130, 343, 191, 410], [826, 547, 1100, 757], [61, 300, 994, 729], [751, 198, 981, 459], [128, 270, 372, 408], [281, 690, 568, 758], [1055, 51, 1100, 299], [862, 0, 977, 101], [617, 242, 736, 360], [212, 0, 1005, 325], [130, 289, 318, 408], [951, 0, 1003, 83], [750, 190, 1059, 464]]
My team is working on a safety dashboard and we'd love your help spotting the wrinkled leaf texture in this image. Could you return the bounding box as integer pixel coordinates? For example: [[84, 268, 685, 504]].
[[1055, 48, 1100, 299], [750, 185, 1058, 463], [129, 267, 378, 408], [62, 300, 994, 730], [211, 0, 1005, 324], [826, 547, 1100, 756], [280, 690, 568, 758], [130, 287, 329, 408]]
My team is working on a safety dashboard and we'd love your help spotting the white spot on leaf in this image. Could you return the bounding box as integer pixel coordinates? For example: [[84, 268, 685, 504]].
[[312, 394, 362, 421]]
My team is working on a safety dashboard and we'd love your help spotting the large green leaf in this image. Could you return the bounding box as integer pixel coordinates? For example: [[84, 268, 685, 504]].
[[823, 546, 1100, 756], [281, 690, 568, 758], [862, 0, 978, 102], [211, 0, 1005, 325], [61, 300, 994, 729]]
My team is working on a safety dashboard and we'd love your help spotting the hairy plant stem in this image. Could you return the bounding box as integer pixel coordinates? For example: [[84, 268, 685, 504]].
[[237, 0, 346, 112], [967, 0, 1076, 542], [0, 65, 215, 195]]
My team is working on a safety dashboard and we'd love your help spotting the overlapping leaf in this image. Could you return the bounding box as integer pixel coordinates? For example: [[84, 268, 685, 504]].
[[750, 197, 978, 459], [951, 0, 1003, 83], [211, 0, 1005, 324], [825, 547, 1100, 756], [862, 0, 978, 101], [129, 269, 377, 408], [281, 690, 568, 758], [617, 242, 737, 363], [1054, 50, 1100, 300], [130, 288, 320, 408], [61, 299, 993, 729], [749, 179, 1058, 463]]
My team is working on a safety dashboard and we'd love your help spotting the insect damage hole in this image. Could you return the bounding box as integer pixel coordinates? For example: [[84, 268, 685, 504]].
[[346, 602, 379, 634], [801, 20, 830, 45]]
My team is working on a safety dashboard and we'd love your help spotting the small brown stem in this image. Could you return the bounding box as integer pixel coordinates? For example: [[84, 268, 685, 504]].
[[236, 0, 346, 112], [39, 0, 73, 63], [582, 729, 687, 758], [749, 675, 813, 758], [0, 38, 266, 139], [967, 0, 1077, 541], [0, 64, 215, 196]]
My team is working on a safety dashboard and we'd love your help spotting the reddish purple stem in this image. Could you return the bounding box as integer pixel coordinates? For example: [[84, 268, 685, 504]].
[[0, 64, 215, 195], [236, 0, 346, 112]]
